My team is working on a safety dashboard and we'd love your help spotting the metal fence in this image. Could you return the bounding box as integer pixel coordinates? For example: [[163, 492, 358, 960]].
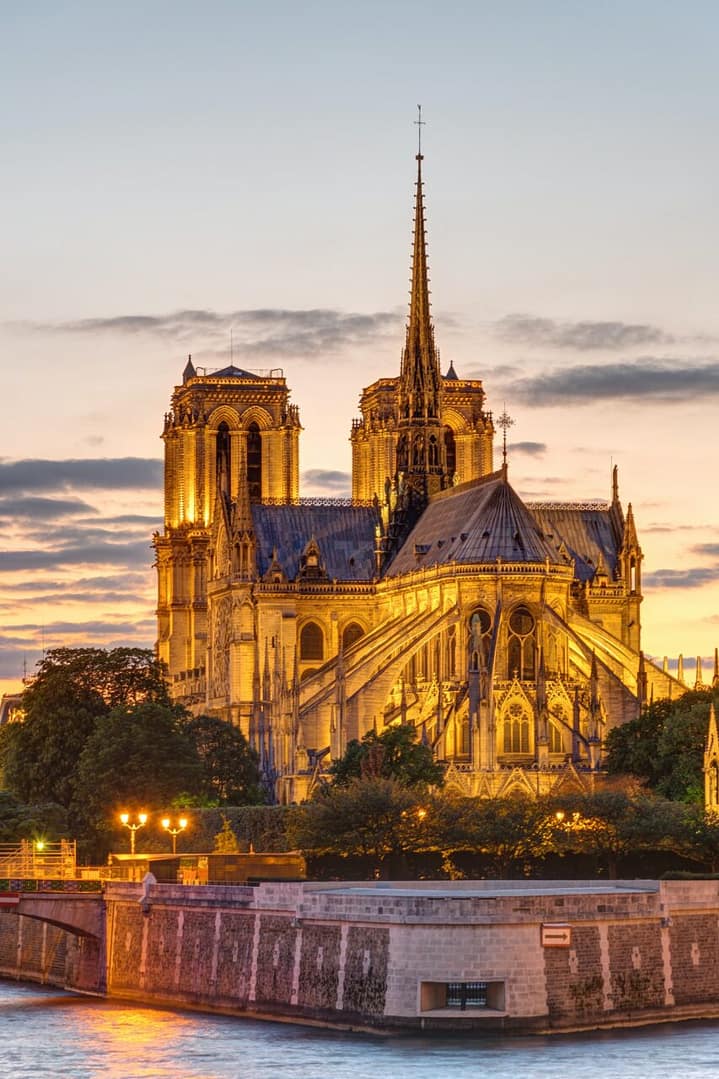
[[0, 840, 76, 879]]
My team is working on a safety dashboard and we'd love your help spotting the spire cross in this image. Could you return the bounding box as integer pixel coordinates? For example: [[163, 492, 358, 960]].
[[497, 407, 514, 467], [414, 104, 425, 159]]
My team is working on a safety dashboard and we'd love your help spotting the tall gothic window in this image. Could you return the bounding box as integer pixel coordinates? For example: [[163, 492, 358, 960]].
[[549, 722, 564, 754], [507, 606, 536, 680], [216, 422, 231, 498], [503, 702, 531, 754], [300, 622, 324, 662], [247, 422, 262, 502], [444, 426, 456, 481]]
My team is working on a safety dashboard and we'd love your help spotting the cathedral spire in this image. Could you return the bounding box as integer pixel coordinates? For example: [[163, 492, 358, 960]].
[[395, 119, 448, 510]]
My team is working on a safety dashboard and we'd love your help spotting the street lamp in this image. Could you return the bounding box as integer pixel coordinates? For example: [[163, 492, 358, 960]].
[[161, 816, 188, 854], [119, 812, 147, 855]]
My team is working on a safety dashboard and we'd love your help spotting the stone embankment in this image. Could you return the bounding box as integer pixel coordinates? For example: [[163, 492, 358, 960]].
[[3, 878, 719, 1033]]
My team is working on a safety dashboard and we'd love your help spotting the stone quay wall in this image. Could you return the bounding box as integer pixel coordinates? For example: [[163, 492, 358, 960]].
[[5, 879, 719, 1033]]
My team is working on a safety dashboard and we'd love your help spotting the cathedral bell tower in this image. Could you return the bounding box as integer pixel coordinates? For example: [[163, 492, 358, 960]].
[[154, 359, 301, 690]]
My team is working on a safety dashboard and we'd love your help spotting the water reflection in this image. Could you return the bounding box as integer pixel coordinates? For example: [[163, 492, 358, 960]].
[[1, 979, 719, 1078]]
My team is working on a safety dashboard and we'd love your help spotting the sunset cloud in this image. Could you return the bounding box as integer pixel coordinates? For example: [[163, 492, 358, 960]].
[[14, 307, 402, 360], [495, 314, 674, 351], [511, 359, 719, 406], [0, 458, 163, 493], [302, 469, 352, 493], [643, 567, 719, 589]]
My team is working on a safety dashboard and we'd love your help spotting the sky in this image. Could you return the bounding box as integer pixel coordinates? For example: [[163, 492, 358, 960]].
[[2, 1, 719, 697]]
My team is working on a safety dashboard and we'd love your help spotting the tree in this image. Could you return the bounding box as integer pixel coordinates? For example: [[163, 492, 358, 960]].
[[0, 647, 170, 810], [213, 815, 241, 853], [72, 701, 204, 843], [23, 647, 169, 710], [288, 777, 425, 862], [605, 689, 717, 802], [428, 795, 552, 877], [0, 687, 103, 808], [185, 715, 264, 805], [0, 791, 68, 843], [547, 792, 692, 878], [329, 724, 445, 789]]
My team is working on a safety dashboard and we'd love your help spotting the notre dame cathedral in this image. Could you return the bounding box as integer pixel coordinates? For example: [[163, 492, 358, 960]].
[[153, 149, 682, 803]]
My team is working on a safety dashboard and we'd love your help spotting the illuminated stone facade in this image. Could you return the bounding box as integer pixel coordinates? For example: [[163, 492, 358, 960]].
[[154, 152, 681, 802]]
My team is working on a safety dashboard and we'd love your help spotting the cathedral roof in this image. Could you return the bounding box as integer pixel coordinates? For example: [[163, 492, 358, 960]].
[[386, 470, 561, 575], [251, 503, 379, 582], [527, 504, 620, 582], [210, 364, 264, 379]]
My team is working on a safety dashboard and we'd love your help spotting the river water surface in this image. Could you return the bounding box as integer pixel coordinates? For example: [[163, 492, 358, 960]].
[[1, 979, 719, 1078]]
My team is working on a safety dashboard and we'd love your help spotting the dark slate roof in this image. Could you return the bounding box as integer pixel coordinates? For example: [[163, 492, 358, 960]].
[[527, 504, 620, 582], [386, 471, 560, 576], [211, 365, 264, 379], [251, 504, 380, 581], [444, 361, 459, 380]]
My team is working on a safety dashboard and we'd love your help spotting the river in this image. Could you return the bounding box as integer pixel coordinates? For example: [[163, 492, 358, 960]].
[[1, 979, 718, 1077]]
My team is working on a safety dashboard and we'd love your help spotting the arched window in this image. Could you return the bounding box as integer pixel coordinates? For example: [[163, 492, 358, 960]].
[[447, 624, 457, 679], [247, 422, 262, 502], [549, 722, 564, 754], [507, 606, 536, 680], [342, 622, 364, 652], [469, 607, 492, 670], [216, 421, 231, 498], [300, 622, 324, 662], [444, 426, 456, 481], [502, 702, 531, 754]]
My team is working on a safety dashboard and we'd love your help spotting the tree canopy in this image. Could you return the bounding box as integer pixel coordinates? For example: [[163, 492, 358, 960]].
[[0, 647, 169, 809], [72, 701, 205, 834], [185, 714, 264, 805], [328, 723, 445, 789], [288, 777, 427, 861], [604, 688, 717, 801]]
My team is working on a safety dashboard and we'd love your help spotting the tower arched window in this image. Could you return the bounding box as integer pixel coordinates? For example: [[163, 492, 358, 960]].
[[247, 422, 262, 502], [507, 606, 536, 680], [300, 622, 324, 662], [342, 622, 364, 652], [216, 422, 231, 498]]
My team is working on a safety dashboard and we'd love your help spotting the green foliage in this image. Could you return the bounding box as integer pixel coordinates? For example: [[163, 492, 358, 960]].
[[0, 690, 102, 808], [0, 646, 169, 810], [604, 688, 717, 802], [23, 647, 169, 711], [213, 814, 241, 853], [328, 723, 445, 789], [288, 777, 427, 859], [180, 805, 294, 853], [185, 715, 264, 805], [71, 701, 204, 837], [0, 791, 69, 843], [288, 784, 719, 879]]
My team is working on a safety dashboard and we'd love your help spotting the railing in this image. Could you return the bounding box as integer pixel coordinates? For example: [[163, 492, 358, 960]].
[[0, 840, 76, 880]]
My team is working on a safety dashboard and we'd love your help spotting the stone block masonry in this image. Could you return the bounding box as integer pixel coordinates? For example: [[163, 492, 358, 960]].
[[6, 879, 719, 1033]]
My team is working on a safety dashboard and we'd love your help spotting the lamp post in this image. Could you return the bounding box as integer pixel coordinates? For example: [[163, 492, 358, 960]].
[[161, 816, 188, 854], [119, 812, 147, 855]]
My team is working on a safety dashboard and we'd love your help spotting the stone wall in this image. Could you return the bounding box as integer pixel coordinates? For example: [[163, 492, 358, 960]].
[[6, 880, 719, 1033], [0, 914, 70, 987]]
